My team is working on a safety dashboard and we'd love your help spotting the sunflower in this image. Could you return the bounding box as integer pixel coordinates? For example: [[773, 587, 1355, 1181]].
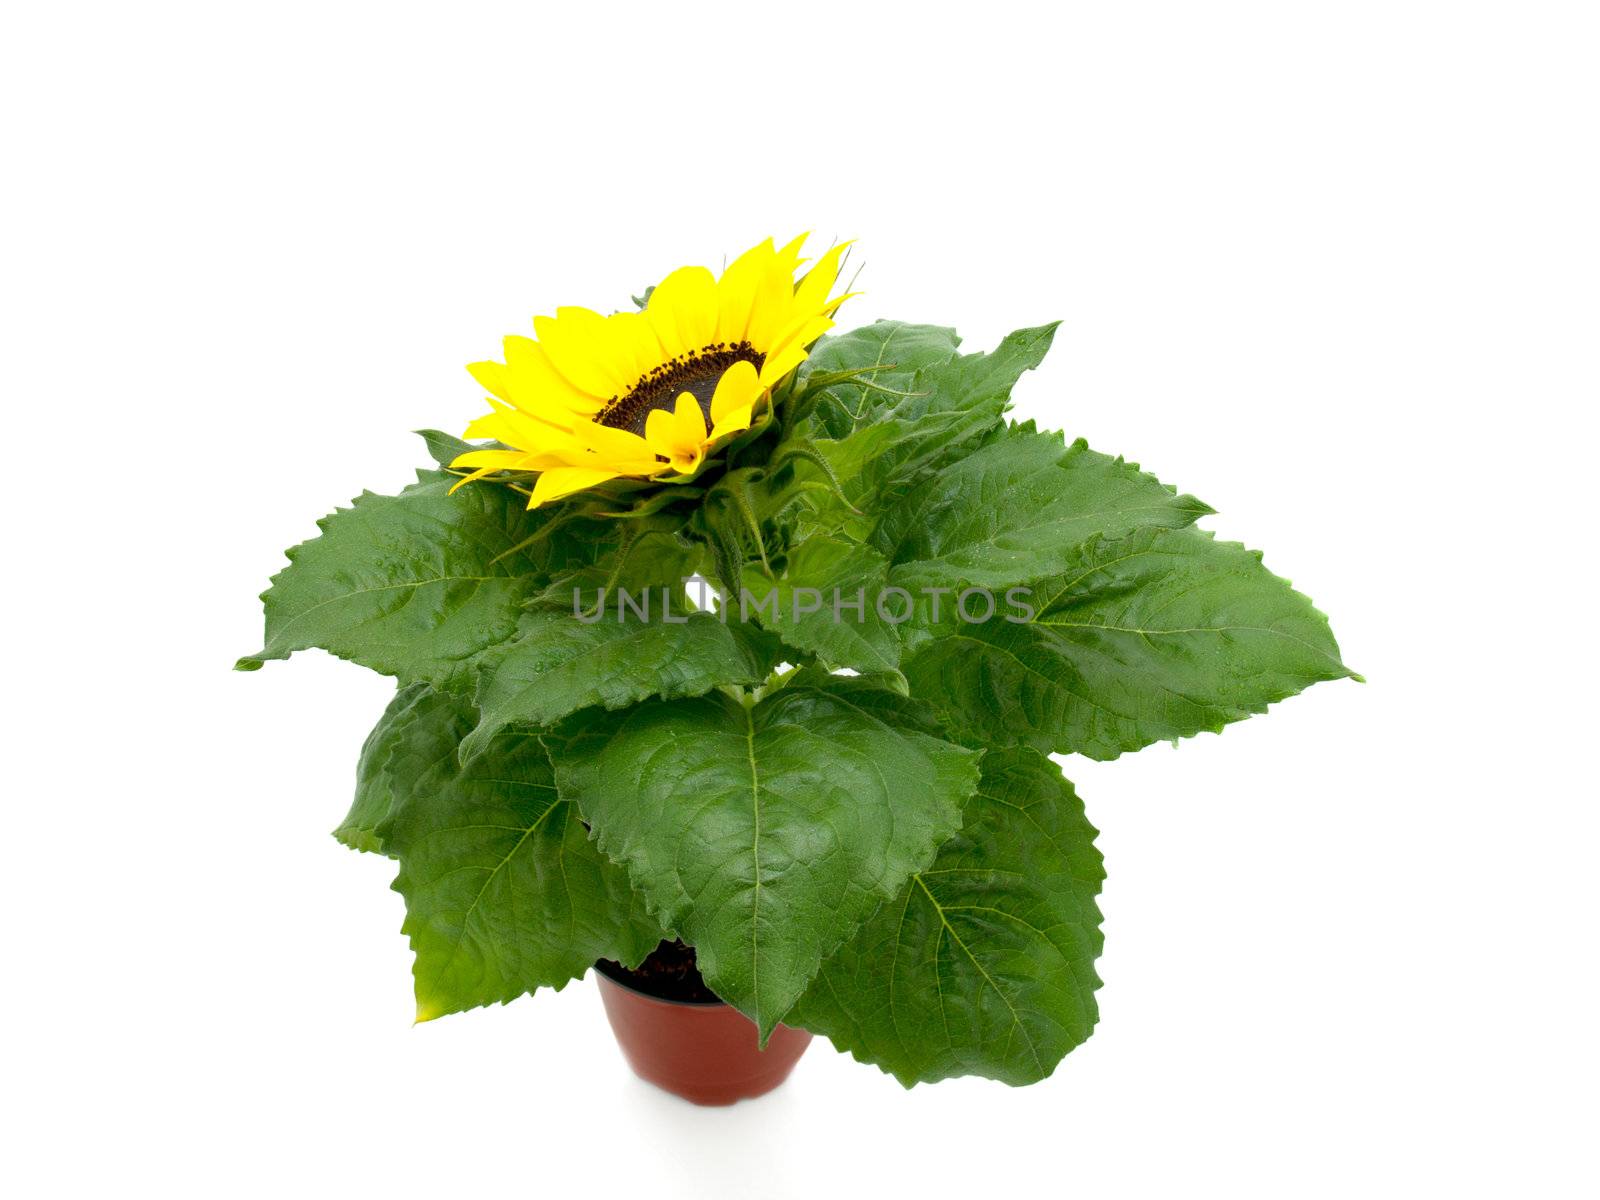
[[450, 235, 852, 508]]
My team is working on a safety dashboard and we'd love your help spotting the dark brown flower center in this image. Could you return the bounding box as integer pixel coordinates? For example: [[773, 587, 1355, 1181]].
[[597, 341, 766, 435]]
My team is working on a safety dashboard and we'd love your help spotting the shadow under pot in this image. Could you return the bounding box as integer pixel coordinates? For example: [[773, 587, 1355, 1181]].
[[593, 941, 813, 1106]]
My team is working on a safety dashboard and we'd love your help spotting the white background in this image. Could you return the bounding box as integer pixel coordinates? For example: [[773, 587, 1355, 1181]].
[[4, 2, 1596, 1196]]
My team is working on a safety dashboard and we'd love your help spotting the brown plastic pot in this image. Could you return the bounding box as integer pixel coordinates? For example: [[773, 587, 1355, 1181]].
[[593, 961, 813, 1105]]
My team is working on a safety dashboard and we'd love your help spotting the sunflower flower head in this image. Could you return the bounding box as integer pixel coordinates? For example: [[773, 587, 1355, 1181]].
[[451, 235, 853, 508]]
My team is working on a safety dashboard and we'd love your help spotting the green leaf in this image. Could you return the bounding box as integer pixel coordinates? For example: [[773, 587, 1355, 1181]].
[[875, 426, 1213, 593], [739, 536, 903, 674], [816, 324, 1060, 521], [904, 526, 1358, 759], [335, 682, 432, 854], [526, 525, 702, 608], [462, 605, 769, 759], [554, 676, 979, 1041], [238, 473, 526, 682], [415, 428, 483, 469], [237, 471, 605, 690], [379, 687, 665, 1020], [799, 321, 963, 438], [791, 747, 1104, 1087]]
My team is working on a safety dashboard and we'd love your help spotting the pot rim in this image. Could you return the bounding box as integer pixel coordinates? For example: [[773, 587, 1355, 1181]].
[[592, 957, 727, 1009]]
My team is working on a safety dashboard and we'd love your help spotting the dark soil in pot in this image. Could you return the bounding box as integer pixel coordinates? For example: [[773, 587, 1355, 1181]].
[[595, 939, 721, 1004]]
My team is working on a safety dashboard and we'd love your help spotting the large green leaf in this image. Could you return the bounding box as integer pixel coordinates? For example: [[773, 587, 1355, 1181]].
[[904, 526, 1359, 759], [811, 324, 1060, 533], [739, 537, 903, 674], [875, 425, 1213, 594], [799, 321, 964, 438], [554, 674, 979, 1041], [791, 747, 1103, 1087], [415, 428, 485, 469], [378, 687, 665, 1020], [485, 525, 765, 746], [334, 683, 431, 854], [883, 323, 1057, 426], [237, 471, 606, 690], [462, 605, 769, 760], [526, 525, 703, 605]]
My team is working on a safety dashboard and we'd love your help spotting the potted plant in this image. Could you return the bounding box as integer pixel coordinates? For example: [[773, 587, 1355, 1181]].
[[239, 235, 1356, 1103]]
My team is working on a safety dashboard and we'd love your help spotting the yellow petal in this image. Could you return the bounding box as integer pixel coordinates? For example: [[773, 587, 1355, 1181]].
[[791, 241, 851, 318], [644, 393, 708, 473], [765, 314, 834, 363], [528, 466, 624, 508], [449, 449, 534, 471], [447, 466, 504, 493], [822, 290, 860, 316], [745, 234, 809, 351], [533, 307, 629, 399], [466, 360, 512, 401], [604, 310, 668, 386], [648, 266, 719, 360], [464, 399, 567, 449], [775, 232, 810, 270], [757, 342, 810, 388], [477, 408, 661, 476], [709, 359, 762, 424], [452, 446, 577, 474], [709, 402, 755, 443], [463, 411, 505, 441], [564, 420, 659, 469], [503, 335, 604, 418], [445, 448, 540, 493], [715, 238, 774, 344], [642, 408, 672, 449]]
